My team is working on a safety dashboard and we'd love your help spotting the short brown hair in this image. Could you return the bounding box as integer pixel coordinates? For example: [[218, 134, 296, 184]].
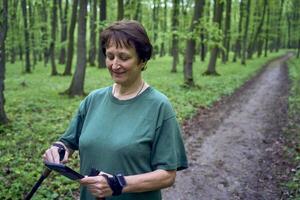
[[100, 20, 153, 65]]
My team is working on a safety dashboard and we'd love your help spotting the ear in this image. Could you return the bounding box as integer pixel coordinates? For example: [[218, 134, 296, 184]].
[[138, 60, 146, 68]]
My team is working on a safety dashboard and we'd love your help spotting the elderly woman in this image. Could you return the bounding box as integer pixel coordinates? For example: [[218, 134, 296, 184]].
[[43, 20, 188, 200]]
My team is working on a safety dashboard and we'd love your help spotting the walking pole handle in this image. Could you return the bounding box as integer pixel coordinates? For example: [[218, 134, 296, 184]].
[[24, 146, 65, 200]]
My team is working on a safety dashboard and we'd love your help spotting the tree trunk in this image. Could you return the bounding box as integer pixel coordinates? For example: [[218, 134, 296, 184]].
[[241, 0, 250, 65], [222, 0, 231, 63], [159, 0, 167, 57], [28, 1, 37, 67], [204, 0, 224, 75], [9, 0, 18, 64], [264, 6, 270, 57], [59, 0, 69, 64], [63, 0, 78, 75], [117, 0, 124, 20], [183, 0, 205, 86], [21, 0, 31, 73], [98, 0, 106, 68], [247, 0, 267, 59], [297, 38, 300, 58], [152, 0, 159, 58], [50, 0, 58, 75], [40, 0, 49, 66], [0, 0, 8, 124], [88, 0, 97, 66], [171, 0, 180, 73], [134, 1, 142, 21], [257, 38, 264, 57], [64, 0, 87, 97], [287, 14, 292, 49], [275, 0, 285, 52], [233, 0, 244, 62], [198, 0, 206, 62]]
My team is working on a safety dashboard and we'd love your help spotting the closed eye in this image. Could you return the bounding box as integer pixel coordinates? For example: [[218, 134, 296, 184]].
[[106, 53, 114, 60], [119, 53, 130, 61]]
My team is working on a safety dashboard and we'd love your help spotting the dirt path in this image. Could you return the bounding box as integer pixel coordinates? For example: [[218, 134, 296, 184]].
[[163, 54, 293, 200]]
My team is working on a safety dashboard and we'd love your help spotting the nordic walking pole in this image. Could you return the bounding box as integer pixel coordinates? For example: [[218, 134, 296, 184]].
[[24, 147, 65, 200]]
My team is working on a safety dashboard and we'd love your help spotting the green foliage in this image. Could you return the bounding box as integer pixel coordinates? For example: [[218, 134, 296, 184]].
[[0, 51, 286, 199], [284, 57, 300, 199]]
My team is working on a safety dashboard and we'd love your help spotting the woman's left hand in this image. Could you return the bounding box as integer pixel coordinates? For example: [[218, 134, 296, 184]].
[[79, 173, 113, 198]]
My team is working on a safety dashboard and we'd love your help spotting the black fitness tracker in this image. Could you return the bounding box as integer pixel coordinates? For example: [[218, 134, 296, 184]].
[[103, 173, 127, 196], [116, 173, 127, 188]]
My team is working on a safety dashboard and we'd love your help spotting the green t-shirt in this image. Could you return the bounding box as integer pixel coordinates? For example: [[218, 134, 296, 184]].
[[60, 86, 188, 200]]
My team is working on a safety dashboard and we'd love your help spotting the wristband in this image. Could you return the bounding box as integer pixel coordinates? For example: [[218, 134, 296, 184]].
[[102, 173, 126, 196], [52, 143, 66, 150]]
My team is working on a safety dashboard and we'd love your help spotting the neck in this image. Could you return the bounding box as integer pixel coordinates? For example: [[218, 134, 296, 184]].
[[113, 79, 145, 100]]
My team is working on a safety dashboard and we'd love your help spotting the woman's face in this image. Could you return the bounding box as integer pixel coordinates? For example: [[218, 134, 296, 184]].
[[105, 42, 144, 87]]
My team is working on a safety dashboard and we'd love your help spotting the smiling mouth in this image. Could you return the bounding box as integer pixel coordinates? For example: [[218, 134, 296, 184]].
[[112, 71, 125, 75]]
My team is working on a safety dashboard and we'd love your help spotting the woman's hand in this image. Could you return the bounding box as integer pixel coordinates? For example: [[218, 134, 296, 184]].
[[80, 173, 113, 198], [43, 142, 70, 164]]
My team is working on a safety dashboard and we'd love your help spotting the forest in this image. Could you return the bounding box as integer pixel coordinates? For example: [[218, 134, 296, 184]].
[[0, 0, 300, 199]]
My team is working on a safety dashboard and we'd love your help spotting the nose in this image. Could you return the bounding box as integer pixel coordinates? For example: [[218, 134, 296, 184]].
[[111, 58, 121, 70]]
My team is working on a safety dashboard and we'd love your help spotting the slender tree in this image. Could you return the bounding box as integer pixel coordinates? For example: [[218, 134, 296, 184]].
[[64, 0, 87, 96], [152, 0, 160, 58], [222, 0, 231, 63], [134, 1, 142, 21], [275, 0, 285, 52], [21, 0, 31, 73], [247, 0, 267, 59], [199, 0, 207, 62], [0, 0, 8, 124], [241, 0, 250, 65], [118, 0, 124, 20], [264, 5, 270, 57], [28, 1, 37, 66], [9, 0, 18, 64], [183, 0, 205, 86], [49, 0, 58, 75], [40, 0, 49, 66], [88, 0, 97, 66], [171, 0, 180, 73], [159, 0, 167, 57], [233, 0, 244, 62], [98, 0, 106, 68], [286, 12, 292, 49], [59, 0, 69, 64], [63, 0, 78, 75], [297, 38, 300, 58], [204, 0, 224, 75]]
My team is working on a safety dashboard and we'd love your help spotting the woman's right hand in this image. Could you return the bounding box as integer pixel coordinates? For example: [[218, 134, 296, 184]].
[[43, 142, 70, 164]]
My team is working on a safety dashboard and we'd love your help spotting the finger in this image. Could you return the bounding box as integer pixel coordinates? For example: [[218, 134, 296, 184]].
[[99, 171, 113, 178], [51, 148, 60, 163], [80, 176, 99, 185], [44, 149, 54, 163]]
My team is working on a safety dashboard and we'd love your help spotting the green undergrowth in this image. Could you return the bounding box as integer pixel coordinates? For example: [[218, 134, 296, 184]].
[[0, 50, 287, 199], [284, 57, 300, 199]]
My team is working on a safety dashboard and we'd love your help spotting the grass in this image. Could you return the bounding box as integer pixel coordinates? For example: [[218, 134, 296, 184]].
[[0, 50, 287, 199], [284, 57, 300, 199]]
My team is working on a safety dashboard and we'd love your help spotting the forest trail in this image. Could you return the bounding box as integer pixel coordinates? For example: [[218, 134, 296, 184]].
[[163, 54, 293, 200]]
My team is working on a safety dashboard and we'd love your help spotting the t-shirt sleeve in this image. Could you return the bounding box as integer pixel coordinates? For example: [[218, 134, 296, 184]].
[[59, 99, 87, 150], [150, 104, 188, 171]]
